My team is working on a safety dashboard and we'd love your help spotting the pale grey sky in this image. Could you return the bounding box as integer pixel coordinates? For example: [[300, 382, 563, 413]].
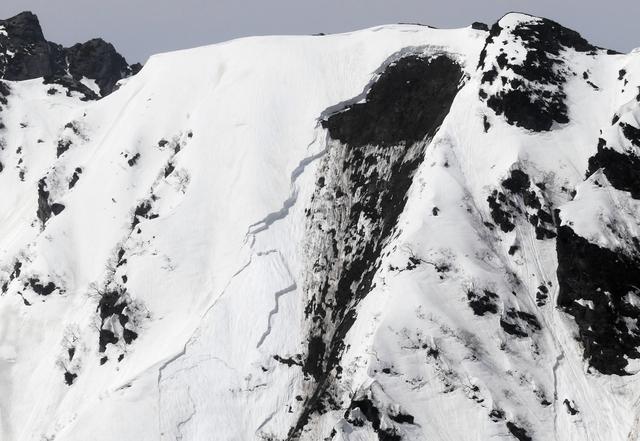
[[3, 0, 639, 65]]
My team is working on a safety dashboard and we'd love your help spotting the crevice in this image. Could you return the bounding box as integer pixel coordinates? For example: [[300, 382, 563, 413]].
[[552, 350, 564, 435], [175, 387, 197, 441], [157, 141, 325, 434], [257, 283, 297, 348], [156, 256, 254, 385], [247, 147, 326, 236], [255, 411, 277, 437]]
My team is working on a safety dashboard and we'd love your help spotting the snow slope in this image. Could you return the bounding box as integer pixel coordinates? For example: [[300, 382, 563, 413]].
[[0, 12, 639, 441]]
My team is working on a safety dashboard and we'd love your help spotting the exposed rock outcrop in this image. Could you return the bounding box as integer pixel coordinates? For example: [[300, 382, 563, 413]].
[[0, 11, 140, 98]]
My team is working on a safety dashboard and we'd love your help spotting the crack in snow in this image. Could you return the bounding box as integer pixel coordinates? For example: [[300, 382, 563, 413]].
[[256, 283, 298, 348], [242, 143, 326, 349], [156, 253, 252, 383], [157, 139, 324, 436], [161, 355, 237, 381], [156, 249, 254, 405], [175, 387, 196, 441], [256, 249, 279, 257], [157, 347, 189, 386], [247, 147, 326, 236], [552, 350, 565, 439], [255, 410, 276, 437], [157, 142, 322, 374]]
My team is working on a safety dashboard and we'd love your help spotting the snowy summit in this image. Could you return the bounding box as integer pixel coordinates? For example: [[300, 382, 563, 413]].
[[0, 10, 639, 441]]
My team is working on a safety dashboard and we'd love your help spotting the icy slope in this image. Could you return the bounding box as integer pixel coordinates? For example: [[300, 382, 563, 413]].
[[0, 11, 639, 441]]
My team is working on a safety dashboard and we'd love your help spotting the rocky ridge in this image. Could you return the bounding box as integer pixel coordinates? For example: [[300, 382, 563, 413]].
[[0, 11, 140, 98]]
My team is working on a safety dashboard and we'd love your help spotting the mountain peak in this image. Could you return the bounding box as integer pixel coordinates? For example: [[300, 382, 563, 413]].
[[0, 11, 45, 43], [0, 11, 139, 97]]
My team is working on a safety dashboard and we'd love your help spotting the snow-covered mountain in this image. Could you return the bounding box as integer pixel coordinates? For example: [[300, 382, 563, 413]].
[[0, 10, 639, 441]]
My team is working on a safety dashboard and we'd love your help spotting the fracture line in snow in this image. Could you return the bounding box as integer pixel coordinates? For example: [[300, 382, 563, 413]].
[[156, 250, 254, 385], [243, 139, 328, 349], [227, 250, 255, 280], [256, 249, 279, 257], [256, 283, 297, 348], [158, 140, 325, 393], [552, 350, 565, 440], [247, 145, 326, 236], [175, 387, 196, 441], [161, 355, 237, 381], [157, 346, 189, 385], [157, 144, 325, 387], [247, 197, 297, 236], [255, 410, 276, 436], [157, 137, 326, 440]]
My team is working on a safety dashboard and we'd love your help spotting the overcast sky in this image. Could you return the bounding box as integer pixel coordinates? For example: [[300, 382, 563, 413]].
[[3, 0, 639, 65]]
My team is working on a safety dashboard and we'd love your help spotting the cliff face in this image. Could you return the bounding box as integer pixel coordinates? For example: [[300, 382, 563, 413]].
[[0, 11, 639, 441]]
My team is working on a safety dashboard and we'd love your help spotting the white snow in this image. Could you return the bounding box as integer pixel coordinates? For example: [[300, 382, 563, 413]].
[[79, 77, 101, 95], [0, 14, 638, 441]]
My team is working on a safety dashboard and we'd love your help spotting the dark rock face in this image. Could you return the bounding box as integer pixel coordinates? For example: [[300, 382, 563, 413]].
[[556, 224, 640, 375], [36, 178, 53, 227], [467, 288, 499, 316], [507, 421, 533, 441], [96, 284, 139, 353], [478, 16, 597, 132], [588, 125, 640, 199], [36, 177, 65, 229], [471, 22, 489, 31], [290, 54, 464, 438], [66, 38, 140, 96], [29, 277, 57, 295], [64, 371, 77, 385], [587, 144, 640, 199], [487, 168, 556, 238], [323, 56, 464, 147], [345, 397, 408, 441], [0, 11, 139, 97], [0, 11, 62, 81], [558, 116, 640, 375]]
